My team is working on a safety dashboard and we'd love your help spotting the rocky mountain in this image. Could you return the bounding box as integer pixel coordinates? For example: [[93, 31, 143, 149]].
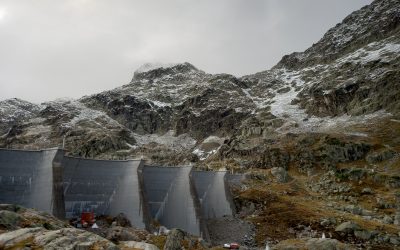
[[1, 0, 399, 165], [274, 0, 400, 117]]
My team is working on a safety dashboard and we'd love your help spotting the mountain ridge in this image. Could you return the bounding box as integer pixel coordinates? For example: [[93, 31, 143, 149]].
[[0, 0, 399, 163]]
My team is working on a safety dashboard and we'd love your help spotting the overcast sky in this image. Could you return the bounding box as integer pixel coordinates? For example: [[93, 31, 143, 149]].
[[0, 0, 372, 103]]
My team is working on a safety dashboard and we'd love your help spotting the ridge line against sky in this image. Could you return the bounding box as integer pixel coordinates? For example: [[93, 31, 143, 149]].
[[0, 0, 372, 103]]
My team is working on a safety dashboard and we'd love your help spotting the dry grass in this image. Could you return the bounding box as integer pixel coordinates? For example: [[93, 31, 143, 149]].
[[237, 177, 325, 244], [147, 235, 167, 249], [5, 236, 43, 250], [237, 162, 400, 246], [272, 238, 308, 250], [226, 117, 400, 247]]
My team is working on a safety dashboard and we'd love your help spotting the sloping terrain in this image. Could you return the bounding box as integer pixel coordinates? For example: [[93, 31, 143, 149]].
[[1, 0, 399, 165]]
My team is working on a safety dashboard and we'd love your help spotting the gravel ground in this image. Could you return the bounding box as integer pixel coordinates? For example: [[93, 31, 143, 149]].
[[206, 216, 256, 247]]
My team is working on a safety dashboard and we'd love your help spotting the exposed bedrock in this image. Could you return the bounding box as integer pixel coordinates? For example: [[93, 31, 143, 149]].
[[219, 134, 372, 172]]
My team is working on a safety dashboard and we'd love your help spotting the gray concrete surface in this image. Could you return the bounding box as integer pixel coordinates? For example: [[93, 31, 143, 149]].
[[0, 148, 243, 238], [0, 148, 59, 215], [141, 166, 200, 235], [62, 156, 145, 228]]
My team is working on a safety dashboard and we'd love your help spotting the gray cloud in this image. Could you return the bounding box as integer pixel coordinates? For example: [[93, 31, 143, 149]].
[[0, 0, 372, 103]]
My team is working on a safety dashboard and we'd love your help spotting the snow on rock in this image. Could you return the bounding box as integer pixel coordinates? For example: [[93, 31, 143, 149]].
[[115, 63, 260, 117], [119, 63, 210, 108], [268, 68, 393, 134], [0, 98, 43, 124], [202, 135, 225, 144], [45, 98, 122, 129], [134, 130, 197, 151], [336, 41, 400, 65], [149, 100, 172, 108], [279, 69, 305, 87], [192, 135, 225, 161], [242, 88, 270, 111], [344, 132, 369, 137], [270, 69, 307, 120], [192, 147, 220, 161], [135, 63, 180, 74]]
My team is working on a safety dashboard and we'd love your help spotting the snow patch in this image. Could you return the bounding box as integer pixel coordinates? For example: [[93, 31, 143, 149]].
[[203, 135, 225, 144], [279, 69, 305, 86], [126, 143, 138, 149], [135, 63, 180, 74], [192, 135, 224, 161], [45, 99, 122, 129], [270, 88, 304, 120], [0, 98, 42, 123], [134, 130, 196, 151], [242, 88, 270, 111], [66, 101, 120, 127], [344, 132, 368, 137], [150, 100, 172, 107], [268, 69, 392, 135], [337, 42, 400, 65], [192, 147, 220, 161], [268, 69, 309, 120]]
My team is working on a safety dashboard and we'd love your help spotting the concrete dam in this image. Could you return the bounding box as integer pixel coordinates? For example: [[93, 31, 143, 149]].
[[0, 148, 241, 238]]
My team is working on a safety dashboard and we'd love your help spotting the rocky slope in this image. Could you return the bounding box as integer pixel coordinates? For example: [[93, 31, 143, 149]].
[[1, 0, 399, 164], [0, 204, 211, 250]]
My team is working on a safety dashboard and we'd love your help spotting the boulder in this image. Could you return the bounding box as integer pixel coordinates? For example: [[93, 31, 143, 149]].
[[113, 213, 131, 227], [361, 188, 373, 195], [383, 215, 393, 224], [366, 150, 396, 164], [0, 210, 23, 230], [119, 241, 160, 250], [106, 226, 144, 242], [335, 168, 367, 181], [0, 204, 25, 212], [0, 227, 118, 250], [0, 227, 42, 249], [343, 205, 363, 215], [390, 237, 400, 245], [320, 218, 337, 227], [306, 238, 353, 250], [393, 213, 400, 225], [34, 228, 118, 249], [0, 204, 66, 231], [335, 221, 361, 234], [354, 230, 372, 240], [163, 228, 185, 250], [376, 197, 395, 209], [271, 167, 290, 183]]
